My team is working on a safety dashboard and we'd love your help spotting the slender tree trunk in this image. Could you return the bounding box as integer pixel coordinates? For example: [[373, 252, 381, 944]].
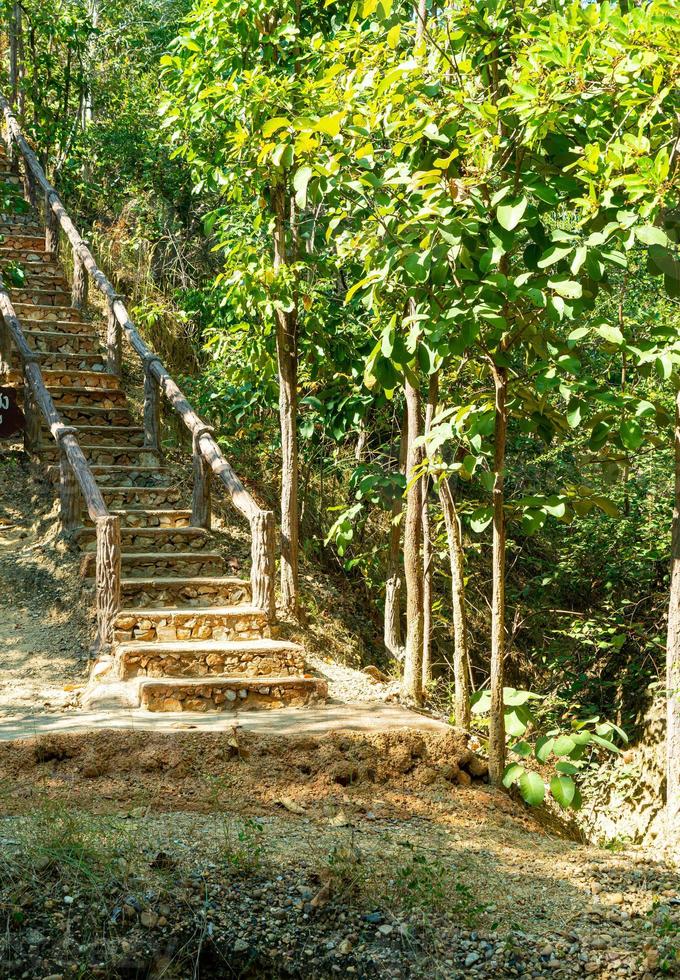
[[272, 182, 299, 616], [385, 409, 407, 660], [415, 0, 427, 42], [401, 376, 424, 704], [665, 390, 680, 841], [422, 372, 438, 688], [488, 365, 508, 785], [439, 475, 471, 730]]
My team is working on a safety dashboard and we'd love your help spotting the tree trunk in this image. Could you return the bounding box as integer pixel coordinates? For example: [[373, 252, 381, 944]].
[[272, 181, 299, 616], [385, 409, 407, 659], [422, 372, 438, 688], [401, 375, 424, 704], [488, 365, 508, 785], [439, 475, 471, 730], [665, 389, 680, 841]]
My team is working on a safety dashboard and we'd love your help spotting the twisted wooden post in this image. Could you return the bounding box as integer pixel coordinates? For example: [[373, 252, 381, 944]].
[[21, 160, 37, 210], [0, 316, 10, 375], [72, 243, 88, 310], [192, 426, 213, 529], [45, 191, 59, 256], [95, 514, 121, 650], [22, 366, 40, 454], [58, 431, 81, 532], [106, 293, 123, 376], [250, 510, 276, 622], [143, 355, 162, 452]]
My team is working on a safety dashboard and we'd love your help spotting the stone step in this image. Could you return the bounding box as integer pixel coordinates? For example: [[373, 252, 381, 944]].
[[41, 369, 120, 390], [39, 443, 160, 468], [47, 404, 134, 427], [116, 634, 299, 679], [88, 464, 173, 488], [13, 303, 83, 323], [0, 247, 54, 266], [12, 271, 69, 290], [44, 424, 145, 447], [22, 317, 97, 335], [139, 675, 327, 712], [114, 606, 272, 646], [81, 550, 226, 579], [121, 575, 250, 608], [83, 507, 192, 528], [27, 330, 101, 354], [13, 350, 105, 371], [74, 524, 210, 554], [8, 286, 71, 305], [100, 486, 184, 509], [49, 385, 128, 408], [0, 234, 45, 250]]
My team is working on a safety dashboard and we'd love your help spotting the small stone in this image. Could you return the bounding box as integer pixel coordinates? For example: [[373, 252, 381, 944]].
[[378, 924, 393, 936], [234, 938, 249, 953], [141, 911, 158, 928], [465, 952, 480, 967], [337, 938, 353, 955]]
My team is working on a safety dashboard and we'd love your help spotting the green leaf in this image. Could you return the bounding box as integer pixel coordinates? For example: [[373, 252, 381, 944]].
[[316, 112, 343, 137], [619, 419, 644, 451], [511, 740, 533, 758], [550, 775, 576, 809], [502, 763, 525, 788], [552, 734, 576, 756], [497, 196, 528, 231], [548, 277, 582, 299], [596, 324, 624, 345], [591, 733, 620, 754], [470, 507, 493, 533], [537, 244, 572, 268], [262, 117, 290, 138], [293, 165, 313, 209], [555, 761, 579, 775], [535, 736, 555, 763], [519, 770, 545, 806], [635, 225, 668, 247]]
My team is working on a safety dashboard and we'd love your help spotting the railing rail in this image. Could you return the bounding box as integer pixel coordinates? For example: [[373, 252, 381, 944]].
[[0, 93, 276, 620], [0, 274, 121, 650]]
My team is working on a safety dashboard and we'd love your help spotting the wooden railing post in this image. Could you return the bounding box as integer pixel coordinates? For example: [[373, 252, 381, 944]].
[[21, 160, 37, 210], [72, 243, 88, 310], [191, 426, 213, 529], [45, 191, 59, 257], [22, 362, 40, 453], [250, 510, 276, 622], [0, 316, 10, 374], [95, 514, 121, 650], [143, 355, 162, 452], [58, 432, 81, 532], [106, 294, 123, 377]]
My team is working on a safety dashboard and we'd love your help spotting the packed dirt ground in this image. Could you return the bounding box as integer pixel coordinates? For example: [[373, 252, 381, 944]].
[[0, 447, 679, 978]]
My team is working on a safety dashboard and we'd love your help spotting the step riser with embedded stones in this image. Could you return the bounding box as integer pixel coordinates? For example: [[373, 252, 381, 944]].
[[84, 508, 191, 528], [21, 317, 96, 335], [75, 526, 209, 553], [81, 552, 225, 579], [50, 388, 128, 408], [42, 371, 120, 390], [100, 486, 183, 509], [0, 234, 46, 250], [46, 426, 145, 448], [0, 249, 57, 268], [140, 677, 327, 712], [9, 288, 71, 306], [121, 577, 251, 608], [46, 464, 171, 487], [39, 445, 160, 468], [114, 609, 269, 645], [48, 405, 134, 426], [14, 351, 105, 370], [117, 642, 305, 681], [13, 304, 83, 323], [27, 334, 100, 355]]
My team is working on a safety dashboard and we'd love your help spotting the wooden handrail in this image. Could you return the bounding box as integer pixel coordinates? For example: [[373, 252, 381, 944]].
[[0, 93, 276, 619], [0, 274, 121, 646]]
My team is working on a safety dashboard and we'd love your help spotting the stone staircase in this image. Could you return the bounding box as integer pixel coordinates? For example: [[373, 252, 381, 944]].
[[0, 141, 327, 714]]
